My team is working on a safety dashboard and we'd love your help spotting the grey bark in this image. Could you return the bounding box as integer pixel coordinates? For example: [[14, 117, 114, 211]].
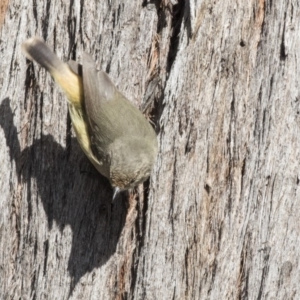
[[0, 0, 299, 299]]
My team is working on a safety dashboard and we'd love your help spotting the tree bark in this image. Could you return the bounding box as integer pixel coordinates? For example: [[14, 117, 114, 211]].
[[0, 0, 299, 299]]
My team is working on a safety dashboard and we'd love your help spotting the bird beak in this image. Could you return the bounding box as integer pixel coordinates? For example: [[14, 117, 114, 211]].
[[112, 187, 120, 201]]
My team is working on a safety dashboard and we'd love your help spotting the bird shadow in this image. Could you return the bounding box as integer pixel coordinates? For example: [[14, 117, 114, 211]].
[[0, 97, 127, 290]]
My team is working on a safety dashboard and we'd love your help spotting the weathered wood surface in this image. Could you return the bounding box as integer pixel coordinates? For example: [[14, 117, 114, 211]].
[[0, 0, 299, 299]]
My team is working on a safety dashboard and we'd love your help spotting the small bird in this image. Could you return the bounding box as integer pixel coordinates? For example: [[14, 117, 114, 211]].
[[22, 37, 158, 190]]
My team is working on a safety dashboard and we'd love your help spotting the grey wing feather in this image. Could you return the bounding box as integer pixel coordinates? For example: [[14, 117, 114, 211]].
[[82, 52, 120, 161], [68, 60, 82, 76], [82, 52, 157, 165]]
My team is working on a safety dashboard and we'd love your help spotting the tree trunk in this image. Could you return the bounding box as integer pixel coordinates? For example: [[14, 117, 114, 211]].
[[0, 0, 299, 299]]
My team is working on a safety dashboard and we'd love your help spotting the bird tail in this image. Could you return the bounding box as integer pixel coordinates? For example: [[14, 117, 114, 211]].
[[22, 37, 83, 107]]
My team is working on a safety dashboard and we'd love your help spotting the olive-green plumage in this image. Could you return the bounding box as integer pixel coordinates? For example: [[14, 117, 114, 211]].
[[22, 37, 158, 190]]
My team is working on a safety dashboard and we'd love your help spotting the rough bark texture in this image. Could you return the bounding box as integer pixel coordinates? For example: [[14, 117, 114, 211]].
[[0, 0, 299, 299]]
